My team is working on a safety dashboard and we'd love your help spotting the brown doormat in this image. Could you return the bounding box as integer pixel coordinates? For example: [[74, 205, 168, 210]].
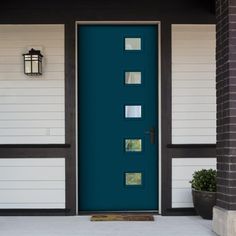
[[91, 214, 154, 221]]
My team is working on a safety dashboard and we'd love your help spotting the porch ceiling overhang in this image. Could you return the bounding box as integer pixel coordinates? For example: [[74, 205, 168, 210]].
[[1, 0, 215, 14]]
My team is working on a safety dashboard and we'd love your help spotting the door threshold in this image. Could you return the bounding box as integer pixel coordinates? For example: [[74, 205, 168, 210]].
[[78, 210, 159, 215]]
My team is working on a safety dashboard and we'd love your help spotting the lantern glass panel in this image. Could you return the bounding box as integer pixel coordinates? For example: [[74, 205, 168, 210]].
[[25, 60, 32, 74], [32, 55, 38, 60], [25, 55, 31, 60], [32, 60, 39, 73]]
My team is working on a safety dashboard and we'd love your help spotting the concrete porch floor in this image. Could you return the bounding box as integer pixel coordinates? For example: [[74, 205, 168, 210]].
[[0, 215, 217, 236]]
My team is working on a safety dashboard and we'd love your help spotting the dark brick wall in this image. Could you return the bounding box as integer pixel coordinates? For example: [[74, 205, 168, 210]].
[[216, 0, 236, 210]]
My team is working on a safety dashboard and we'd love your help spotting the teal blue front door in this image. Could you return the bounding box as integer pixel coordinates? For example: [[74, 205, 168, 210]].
[[79, 25, 158, 211]]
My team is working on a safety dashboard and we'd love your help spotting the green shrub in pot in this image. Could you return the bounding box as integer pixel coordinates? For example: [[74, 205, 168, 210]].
[[190, 169, 216, 192], [190, 169, 217, 220]]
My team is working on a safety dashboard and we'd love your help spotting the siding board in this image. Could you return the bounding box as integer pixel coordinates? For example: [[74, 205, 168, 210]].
[[0, 112, 64, 120], [0, 88, 64, 96], [172, 25, 216, 144], [173, 88, 215, 96], [0, 25, 65, 144], [173, 112, 215, 120], [0, 72, 64, 80], [172, 158, 216, 208], [0, 80, 64, 88], [0, 104, 64, 112], [173, 104, 216, 112], [0, 158, 65, 209], [172, 72, 215, 80]]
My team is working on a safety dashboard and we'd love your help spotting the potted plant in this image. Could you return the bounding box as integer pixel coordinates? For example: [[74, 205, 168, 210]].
[[190, 169, 216, 220]]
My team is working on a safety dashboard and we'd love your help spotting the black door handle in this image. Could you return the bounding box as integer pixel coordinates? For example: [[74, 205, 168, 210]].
[[145, 127, 155, 144]]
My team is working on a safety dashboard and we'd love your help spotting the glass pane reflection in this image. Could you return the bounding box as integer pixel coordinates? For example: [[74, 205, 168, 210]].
[[125, 72, 141, 84]]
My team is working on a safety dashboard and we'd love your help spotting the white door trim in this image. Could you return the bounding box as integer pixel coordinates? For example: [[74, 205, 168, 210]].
[[75, 21, 162, 214]]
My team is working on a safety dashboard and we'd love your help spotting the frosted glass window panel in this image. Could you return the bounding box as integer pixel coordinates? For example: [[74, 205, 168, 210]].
[[125, 105, 142, 118], [32, 60, 39, 73], [125, 173, 142, 185], [125, 38, 141, 50], [125, 139, 142, 152], [125, 72, 141, 84], [25, 60, 31, 74]]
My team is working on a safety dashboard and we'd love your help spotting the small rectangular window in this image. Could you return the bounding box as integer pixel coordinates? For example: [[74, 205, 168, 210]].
[[125, 105, 142, 118], [125, 72, 141, 84], [125, 173, 142, 185], [125, 139, 142, 152], [125, 38, 141, 50]]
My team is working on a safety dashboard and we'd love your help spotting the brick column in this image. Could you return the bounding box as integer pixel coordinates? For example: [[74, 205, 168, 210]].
[[213, 0, 236, 235]]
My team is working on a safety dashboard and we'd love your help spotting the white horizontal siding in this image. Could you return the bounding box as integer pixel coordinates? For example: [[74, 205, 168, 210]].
[[0, 112, 64, 120], [172, 80, 215, 89], [0, 158, 65, 209], [0, 96, 63, 104], [0, 25, 65, 144], [173, 104, 216, 112], [0, 72, 64, 80], [173, 120, 216, 128], [0, 47, 64, 56], [0, 80, 64, 88], [172, 64, 215, 72], [172, 25, 216, 144], [0, 88, 64, 96], [172, 158, 216, 208], [0, 120, 64, 128], [0, 104, 64, 112], [0, 137, 64, 144]]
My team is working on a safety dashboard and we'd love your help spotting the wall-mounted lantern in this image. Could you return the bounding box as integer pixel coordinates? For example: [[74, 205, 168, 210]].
[[23, 48, 43, 76]]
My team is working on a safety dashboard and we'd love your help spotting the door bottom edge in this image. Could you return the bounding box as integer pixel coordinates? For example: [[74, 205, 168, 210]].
[[78, 210, 159, 215]]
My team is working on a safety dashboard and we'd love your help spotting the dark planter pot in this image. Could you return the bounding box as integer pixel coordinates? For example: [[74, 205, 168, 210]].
[[192, 189, 216, 220]]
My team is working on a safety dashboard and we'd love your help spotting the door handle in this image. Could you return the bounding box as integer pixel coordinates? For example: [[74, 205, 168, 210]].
[[145, 127, 155, 144]]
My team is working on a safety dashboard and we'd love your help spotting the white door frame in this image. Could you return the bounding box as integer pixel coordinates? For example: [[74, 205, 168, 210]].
[[75, 21, 162, 214]]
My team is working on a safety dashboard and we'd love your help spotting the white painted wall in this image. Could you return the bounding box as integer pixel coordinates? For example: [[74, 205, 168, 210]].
[[172, 25, 216, 144], [0, 25, 65, 144], [0, 158, 65, 209], [172, 158, 216, 208]]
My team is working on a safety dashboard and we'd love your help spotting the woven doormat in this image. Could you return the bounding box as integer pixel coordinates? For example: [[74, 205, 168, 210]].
[[91, 214, 154, 221]]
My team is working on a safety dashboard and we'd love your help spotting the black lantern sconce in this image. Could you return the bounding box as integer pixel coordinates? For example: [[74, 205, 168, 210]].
[[23, 48, 43, 76]]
